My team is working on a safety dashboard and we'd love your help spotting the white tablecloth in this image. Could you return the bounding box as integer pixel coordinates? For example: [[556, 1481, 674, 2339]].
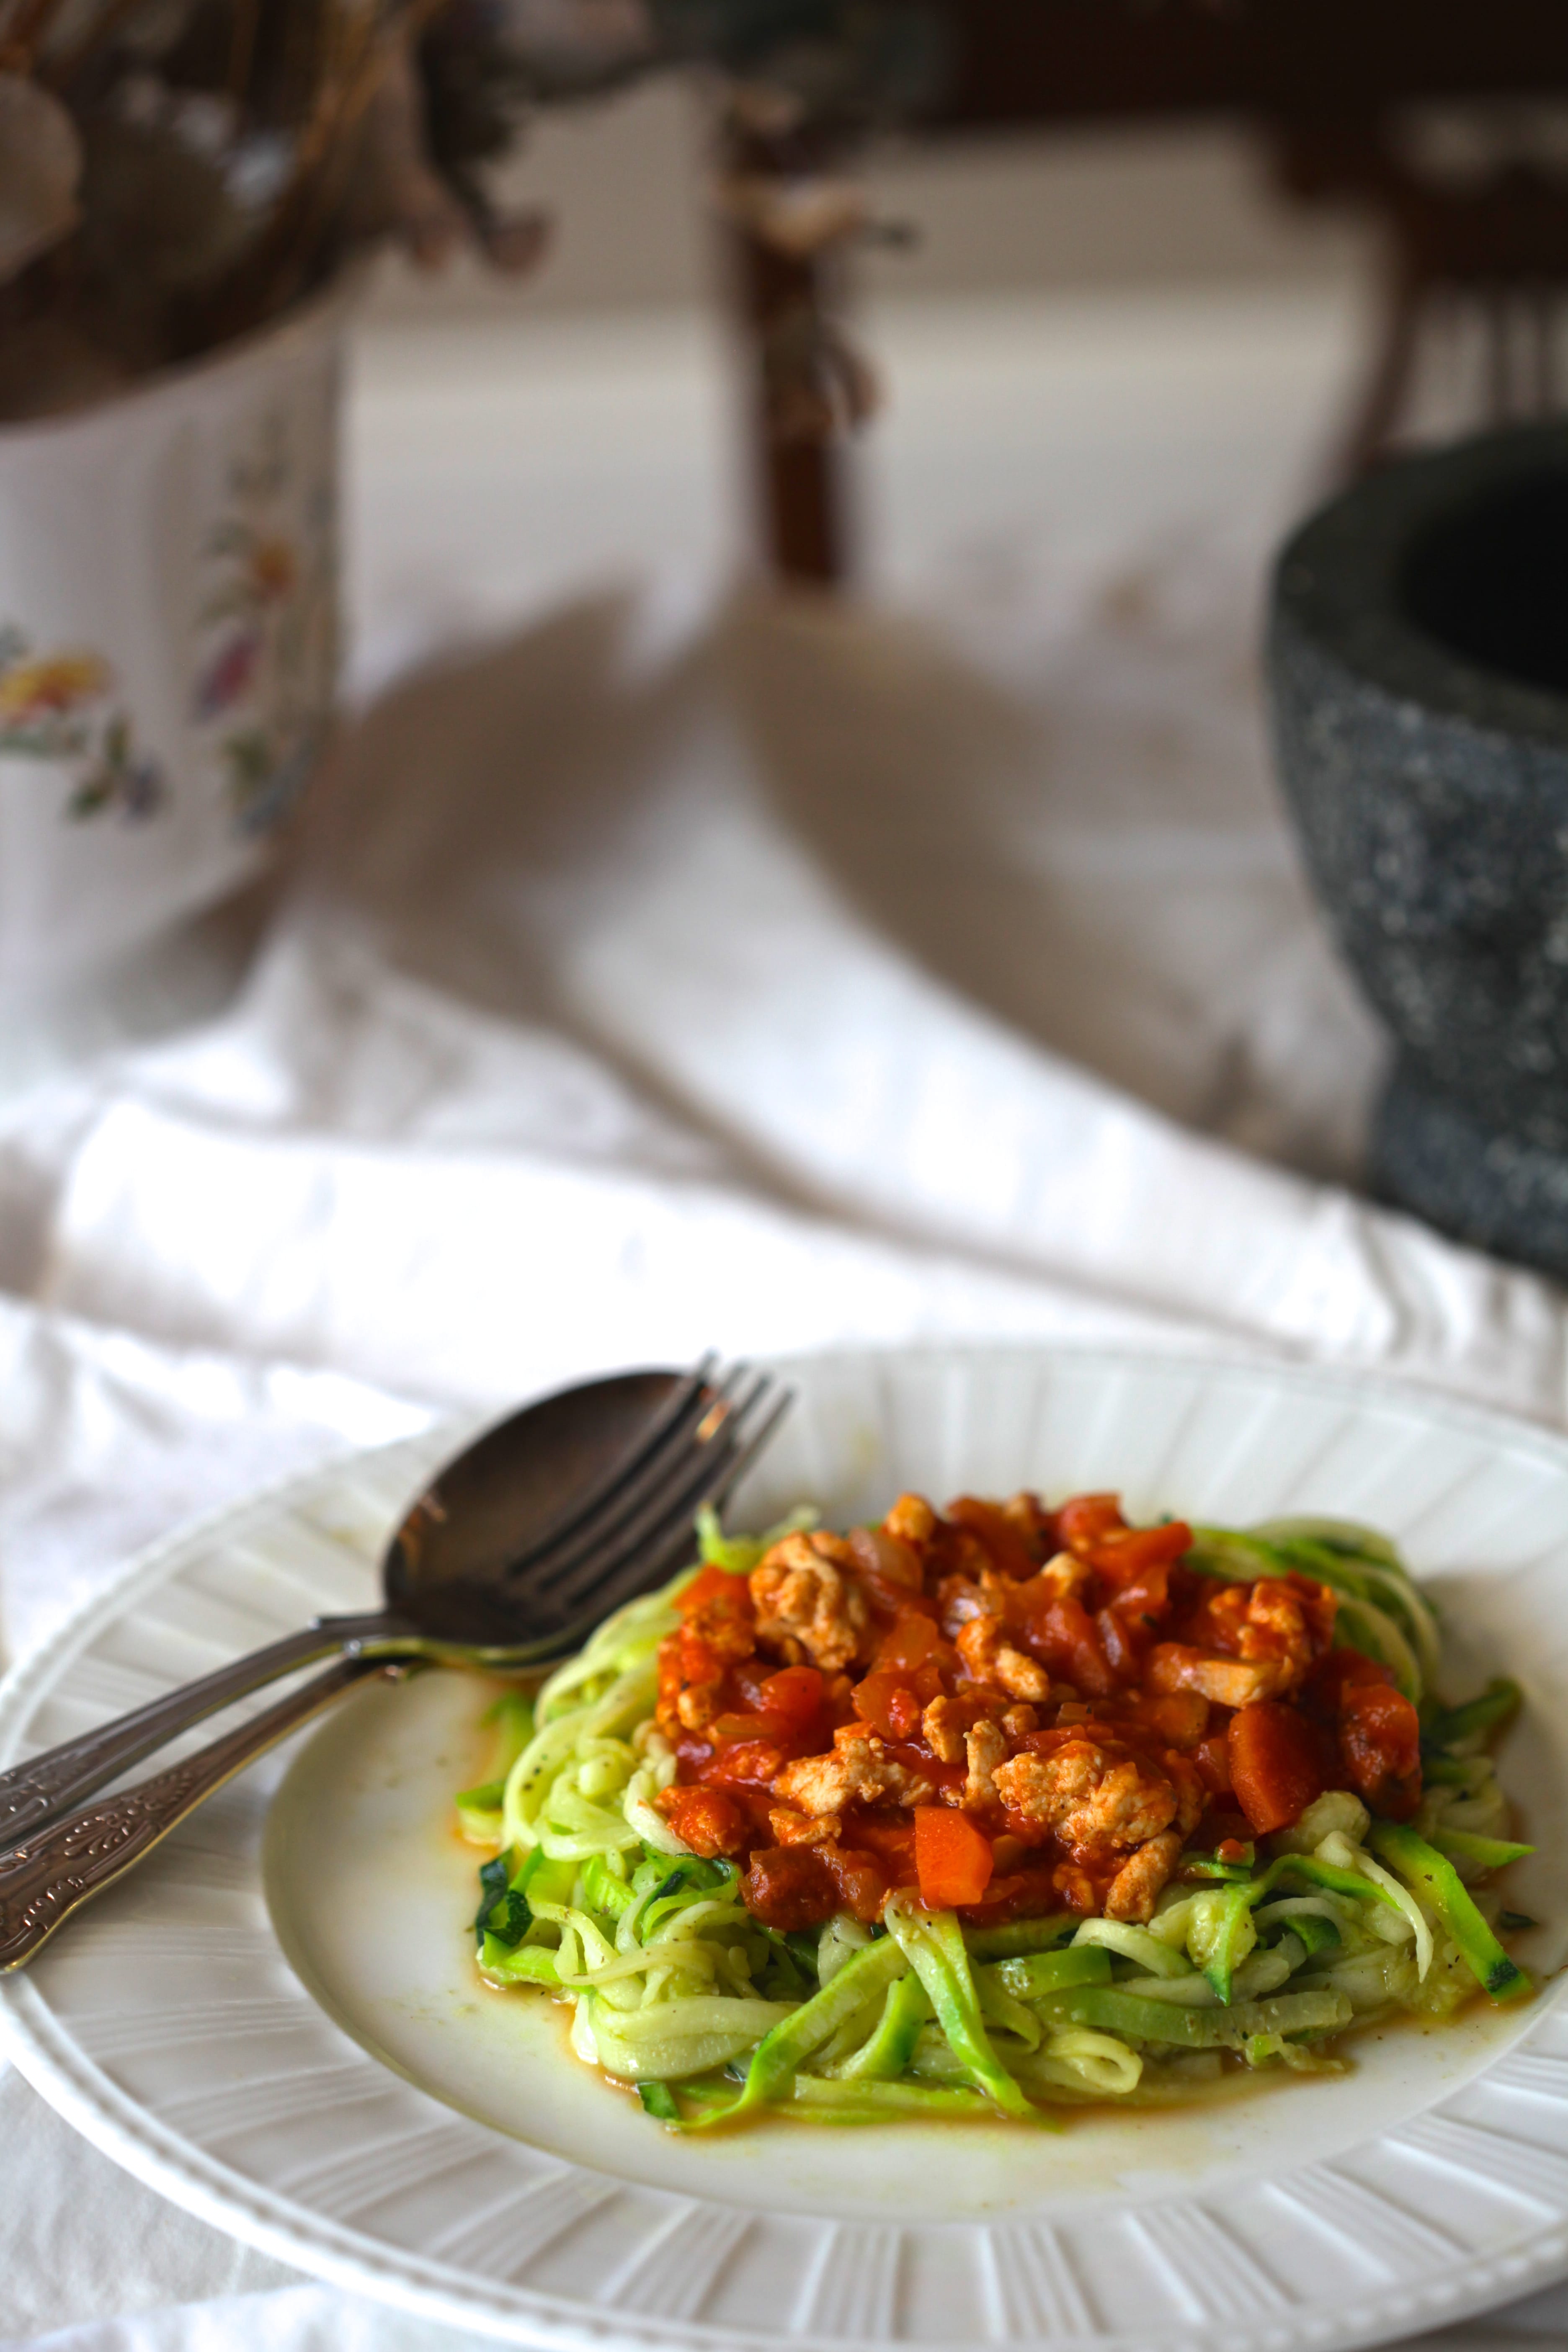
[[4, 291, 1568, 2351]]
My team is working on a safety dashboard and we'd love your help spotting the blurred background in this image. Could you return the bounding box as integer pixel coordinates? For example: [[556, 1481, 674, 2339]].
[[348, 87, 1378, 683], [6, 1, 1568, 1244]]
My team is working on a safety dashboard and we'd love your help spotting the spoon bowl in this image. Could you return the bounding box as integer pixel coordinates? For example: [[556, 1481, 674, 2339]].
[[379, 1367, 698, 1648]]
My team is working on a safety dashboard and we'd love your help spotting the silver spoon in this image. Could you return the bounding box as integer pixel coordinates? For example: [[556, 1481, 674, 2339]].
[[0, 1359, 789, 1851], [0, 1657, 397, 1970]]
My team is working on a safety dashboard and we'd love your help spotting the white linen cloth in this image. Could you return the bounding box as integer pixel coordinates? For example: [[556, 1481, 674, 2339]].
[[4, 290, 1568, 2350]]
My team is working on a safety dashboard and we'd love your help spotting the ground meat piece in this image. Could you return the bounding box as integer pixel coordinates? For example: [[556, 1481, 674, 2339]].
[[1237, 1578, 1336, 1692], [1052, 1861, 1099, 1914], [956, 1615, 1052, 1702], [742, 1844, 839, 1931], [1001, 1704, 1039, 1739], [768, 1806, 841, 1845], [825, 1725, 935, 1810], [683, 1590, 757, 1663], [1104, 1826, 1183, 1922], [884, 1493, 937, 1547], [937, 1576, 984, 1635], [743, 1840, 887, 1929], [657, 1576, 758, 1736], [1034, 1551, 1095, 1603], [658, 1626, 732, 1735], [750, 1532, 870, 1672], [936, 1567, 1016, 1638], [922, 1694, 968, 1764], [772, 1724, 935, 1817], [769, 1747, 855, 1817], [993, 1737, 1178, 1860], [1185, 1578, 1335, 1696], [1146, 1643, 1284, 1709], [657, 1785, 750, 1858], [963, 1718, 1008, 1813]]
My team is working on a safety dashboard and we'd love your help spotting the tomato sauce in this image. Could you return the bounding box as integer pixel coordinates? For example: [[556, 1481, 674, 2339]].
[[654, 1491, 1422, 1932]]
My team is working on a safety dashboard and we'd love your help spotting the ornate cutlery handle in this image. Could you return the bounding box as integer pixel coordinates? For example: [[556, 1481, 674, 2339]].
[[0, 1657, 380, 1970], [0, 1613, 395, 1852]]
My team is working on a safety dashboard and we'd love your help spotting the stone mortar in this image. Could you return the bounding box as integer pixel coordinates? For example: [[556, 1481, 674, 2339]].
[[1268, 421, 1568, 1280]]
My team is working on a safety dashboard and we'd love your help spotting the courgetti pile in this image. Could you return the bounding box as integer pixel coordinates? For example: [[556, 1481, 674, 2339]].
[[456, 1491, 1534, 2129]]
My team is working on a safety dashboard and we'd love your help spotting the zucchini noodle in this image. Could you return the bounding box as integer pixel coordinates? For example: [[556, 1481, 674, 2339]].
[[456, 1502, 1534, 2129]]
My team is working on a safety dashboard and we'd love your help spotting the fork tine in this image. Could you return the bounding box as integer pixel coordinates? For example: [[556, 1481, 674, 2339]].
[[708, 1383, 794, 1512], [502, 1353, 719, 1580], [543, 1383, 794, 1643], [539, 1373, 783, 1619], [542, 1525, 707, 1651], [524, 1363, 765, 1597]]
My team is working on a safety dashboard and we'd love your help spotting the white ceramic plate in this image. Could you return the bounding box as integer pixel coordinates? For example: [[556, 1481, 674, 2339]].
[[4, 1346, 1568, 2352]]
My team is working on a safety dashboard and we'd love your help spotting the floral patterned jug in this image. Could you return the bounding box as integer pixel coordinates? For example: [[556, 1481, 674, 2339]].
[[0, 281, 347, 994]]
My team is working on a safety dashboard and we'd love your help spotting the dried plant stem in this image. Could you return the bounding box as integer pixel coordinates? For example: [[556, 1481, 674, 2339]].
[[191, 0, 452, 346]]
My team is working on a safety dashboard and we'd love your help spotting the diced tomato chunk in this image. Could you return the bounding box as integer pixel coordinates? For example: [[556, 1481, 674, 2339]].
[[1192, 1731, 1233, 1795], [1032, 1594, 1117, 1697], [1109, 1573, 1166, 1632], [853, 1666, 907, 1740], [890, 1689, 923, 1739], [913, 1806, 994, 1907], [877, 1609, 941, 1674], [728, 1658, 769, 1710], [1338, 1680, 1422, 1819], [1095, 1604, 1140, 1681], [849, 1815, 919, 1880], [1093, 1521, 1193, 1576], [711, 1669, 826, 1753], [945, 1497, 1038, 1580], [1137, 1691, 1210, 1751], [1304, 1645, 1394, 1715], [1056, 1493, 1127, 1556], [657, 1784, 749, 1857], [675, 1628, 725, 1687], [848, 1524, 925, 1591], [1227, 1701, 1329, 1835], [757, 1665, 825, 1728], [709, 1710, 791, 1745]]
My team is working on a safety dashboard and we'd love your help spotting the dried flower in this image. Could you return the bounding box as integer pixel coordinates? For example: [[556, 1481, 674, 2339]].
[[0, 0, 944, 422]]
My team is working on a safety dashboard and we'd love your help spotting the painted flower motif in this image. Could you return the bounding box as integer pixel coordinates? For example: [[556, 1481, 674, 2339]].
[[192, 408, 335, 837], [248, 536, 297, 602], [195, 626, 263, 720], [0, 650, 112, 728], [68, 711, 164, 821], [0, 623, 163, 819]]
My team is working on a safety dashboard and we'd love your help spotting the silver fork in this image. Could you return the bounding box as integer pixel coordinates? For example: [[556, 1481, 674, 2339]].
[[0, 1359, 791, 1853], [0, 1656, 390, 1970]]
